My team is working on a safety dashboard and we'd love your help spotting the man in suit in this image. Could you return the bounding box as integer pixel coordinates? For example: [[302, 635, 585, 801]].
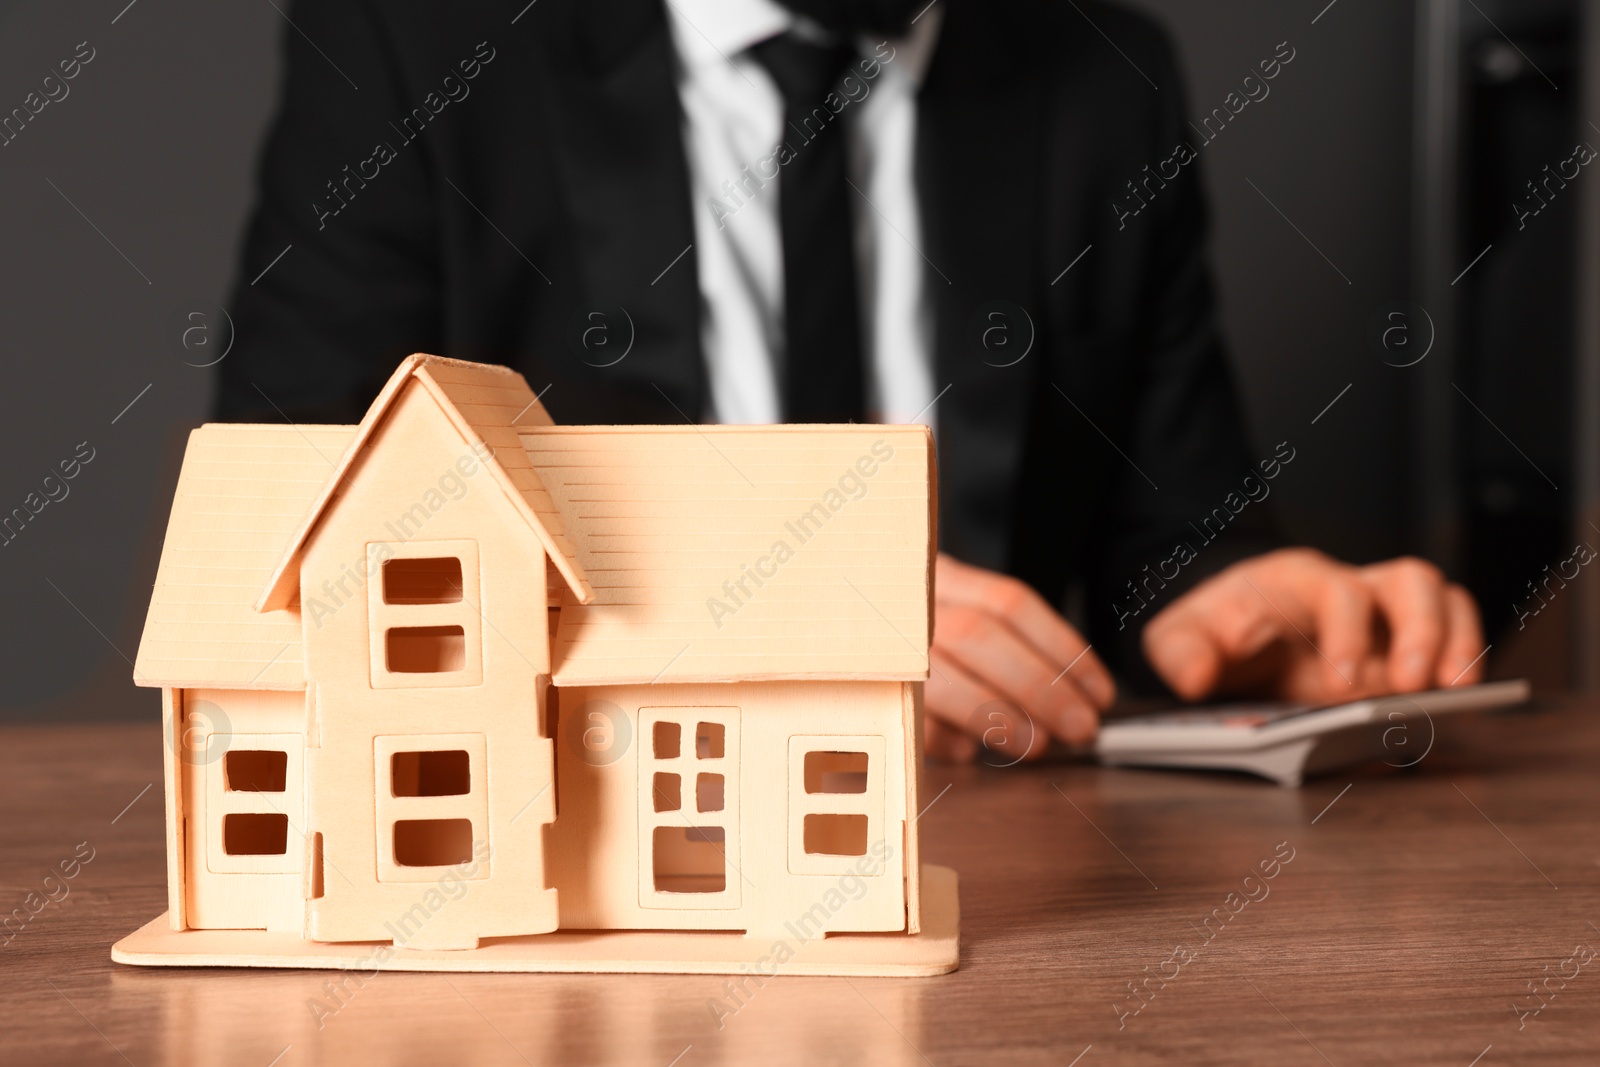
[[220, 0, 1483, 761]]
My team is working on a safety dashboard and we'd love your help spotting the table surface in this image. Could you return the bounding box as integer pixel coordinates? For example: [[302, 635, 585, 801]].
[[3, 696, 1597, 1066]]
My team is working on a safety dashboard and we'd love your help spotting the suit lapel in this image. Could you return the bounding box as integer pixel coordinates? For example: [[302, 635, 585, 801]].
[[536, 0, 704, 420], [917, 0, 1044, 567]]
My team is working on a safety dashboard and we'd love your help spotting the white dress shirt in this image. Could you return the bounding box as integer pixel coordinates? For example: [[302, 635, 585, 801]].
[[664, 0, 941, 427]]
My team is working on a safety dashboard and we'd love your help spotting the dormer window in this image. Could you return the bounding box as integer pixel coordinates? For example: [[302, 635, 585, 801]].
[[383, 557, 464, 604], [367, 540, 483, 688]]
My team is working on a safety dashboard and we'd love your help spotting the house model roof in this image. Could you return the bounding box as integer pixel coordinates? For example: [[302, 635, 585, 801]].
[[134, 423, 354, 690], [134, 356, 934, 690], [255, 355, 593, 612], [529, 425, 933, 685]]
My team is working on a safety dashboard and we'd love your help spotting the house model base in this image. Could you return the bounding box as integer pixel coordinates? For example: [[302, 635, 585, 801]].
[[118, 356, 955, 978], [113, 865, 958, 976]]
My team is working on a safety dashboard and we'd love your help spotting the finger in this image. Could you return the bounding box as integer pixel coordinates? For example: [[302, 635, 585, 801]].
[[935, 602, 1101, 745], [1169, 572, 1288, 657], [927, 649, 1053, 762], [936, 555, 1116, 707], [923, 713, 976, 763], [1142, 607, 1228, 701], [1307, 571, 1376, 693], [1361, 558, 1446, 692], [1436, 583, 1487, 687], [1143, 577, 1283, 699]]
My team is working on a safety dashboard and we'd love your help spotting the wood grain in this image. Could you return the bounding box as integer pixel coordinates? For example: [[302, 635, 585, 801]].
[[3, 698, 1598, 1065]]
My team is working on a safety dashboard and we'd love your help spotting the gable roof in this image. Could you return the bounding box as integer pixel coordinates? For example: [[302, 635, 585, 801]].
[[135, 359, 935, 691], [524, 424, 934, 685], [256, 355, 592, 611], [134, 424, 356, 689]]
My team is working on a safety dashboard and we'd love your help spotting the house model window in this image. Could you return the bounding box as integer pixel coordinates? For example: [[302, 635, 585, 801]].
[[640, 709, 740, 909], [789, 736, 886, 876], [204, 732, 303, 876], [366, 540, 484, 688], [373, 734, 490, 882]]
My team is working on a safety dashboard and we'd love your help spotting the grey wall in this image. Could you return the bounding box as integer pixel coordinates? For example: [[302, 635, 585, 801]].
[[0, 0, 1420, 722], [0, 1, 279, 721], [1126, 0, 1417, 562]]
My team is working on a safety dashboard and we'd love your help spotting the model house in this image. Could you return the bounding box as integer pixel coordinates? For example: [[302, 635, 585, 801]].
[[117, 355, 956, 975]]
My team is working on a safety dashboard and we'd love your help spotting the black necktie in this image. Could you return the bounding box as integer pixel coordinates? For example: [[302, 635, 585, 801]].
[[748, 32, 866, 423]]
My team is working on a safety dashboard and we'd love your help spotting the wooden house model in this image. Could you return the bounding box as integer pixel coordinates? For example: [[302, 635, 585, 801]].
[[113, 355, 958, 975]]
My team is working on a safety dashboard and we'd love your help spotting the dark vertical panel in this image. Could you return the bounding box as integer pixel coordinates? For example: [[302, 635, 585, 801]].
[[1123, 0, 1416, 564]]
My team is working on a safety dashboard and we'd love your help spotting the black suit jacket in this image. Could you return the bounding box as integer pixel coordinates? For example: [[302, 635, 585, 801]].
[[219, 0, 1279, 682]]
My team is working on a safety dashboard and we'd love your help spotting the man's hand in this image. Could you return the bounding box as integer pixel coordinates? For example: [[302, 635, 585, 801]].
[[925, 554, 1116, 763], [1143, 548, 1485, 703]]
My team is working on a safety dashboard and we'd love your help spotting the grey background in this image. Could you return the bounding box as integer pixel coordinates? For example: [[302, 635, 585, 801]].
[[0, 0, 1421, 722]]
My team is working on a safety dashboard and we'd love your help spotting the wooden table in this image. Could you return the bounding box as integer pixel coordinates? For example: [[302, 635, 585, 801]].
[[4, 696, 1597, 1066]]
